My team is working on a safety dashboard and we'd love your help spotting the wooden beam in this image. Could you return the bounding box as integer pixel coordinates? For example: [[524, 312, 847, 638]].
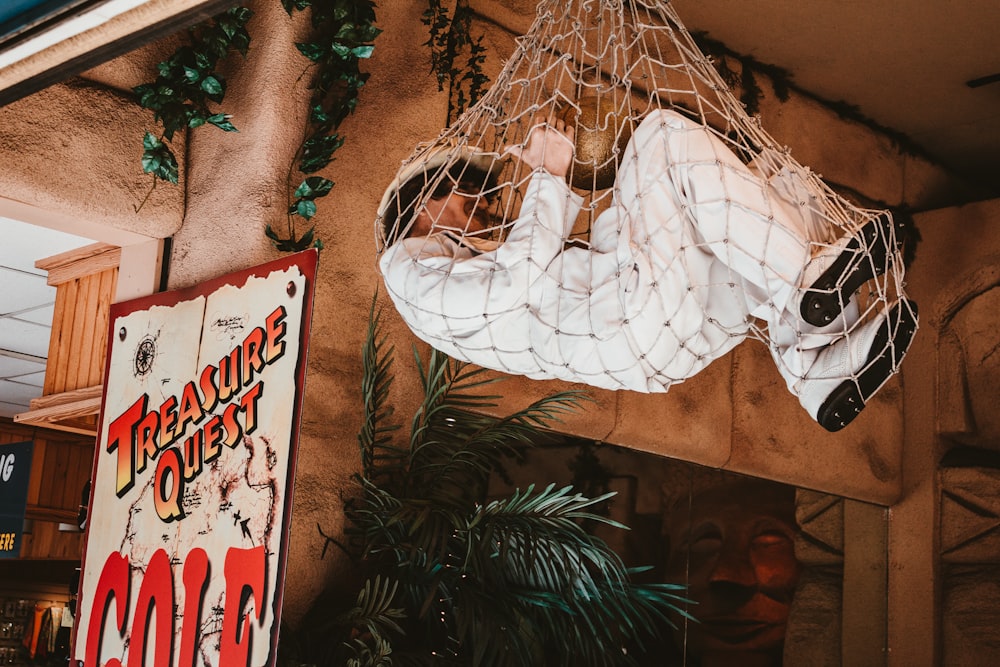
[[28, 384, 103, 408], [25, 505, 78, 523], [36, 242, 121, 285], [14, 385, 102, 436]]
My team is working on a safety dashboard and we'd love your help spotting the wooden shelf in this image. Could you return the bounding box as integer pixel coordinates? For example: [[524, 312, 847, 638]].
[[13, 385, 102, 436]]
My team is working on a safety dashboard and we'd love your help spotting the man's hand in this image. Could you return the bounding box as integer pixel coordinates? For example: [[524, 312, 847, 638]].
[[506, 115, 575, 178]]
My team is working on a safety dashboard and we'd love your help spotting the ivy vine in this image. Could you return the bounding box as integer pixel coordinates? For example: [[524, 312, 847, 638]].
[[133, 6, 253, 212], [267, 0, 381, 252], [423, 0, 489, 121], [133, 1, 379, 252], [132, 0, 494, 252]]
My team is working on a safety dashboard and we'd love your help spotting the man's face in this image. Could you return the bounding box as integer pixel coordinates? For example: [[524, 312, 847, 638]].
[[664, 479, 801, 663], [411, 181, 493, 238]]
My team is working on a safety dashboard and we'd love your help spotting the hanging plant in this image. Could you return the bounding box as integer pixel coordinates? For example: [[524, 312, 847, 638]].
[[133, 6, 253, 211], [423, 0, 489, 121], [267, 0, 381, 252]]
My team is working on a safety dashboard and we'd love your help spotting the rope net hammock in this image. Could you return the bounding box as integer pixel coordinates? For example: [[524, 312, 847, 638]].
[[375, 0, 915, 431]]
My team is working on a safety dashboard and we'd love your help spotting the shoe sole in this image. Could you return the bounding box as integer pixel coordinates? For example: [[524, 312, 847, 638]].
[[816, 299, 918, 432], [800, 213, 901, 327]]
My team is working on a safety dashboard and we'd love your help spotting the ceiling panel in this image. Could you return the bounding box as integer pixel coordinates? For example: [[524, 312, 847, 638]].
[[0, 216, 91, 418], [0, 317, 51, 359], [0, 265, 52, 315], [0, 378, 45, 402], [15, 302, 55, 325], [0, 354, 45, 378]]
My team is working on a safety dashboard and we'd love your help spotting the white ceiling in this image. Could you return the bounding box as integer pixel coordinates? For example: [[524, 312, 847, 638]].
[[0, 217, 91, 418]]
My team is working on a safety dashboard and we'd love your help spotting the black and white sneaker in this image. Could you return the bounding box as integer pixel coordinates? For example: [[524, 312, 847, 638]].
[[796, 298, 918, 432], [799, 212, 903, 327]]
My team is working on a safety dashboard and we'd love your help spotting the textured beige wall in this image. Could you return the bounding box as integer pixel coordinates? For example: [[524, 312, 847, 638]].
[[888, 197, 1000, 665], [0, 79, 184, 239], [0, 0, 986, 645]]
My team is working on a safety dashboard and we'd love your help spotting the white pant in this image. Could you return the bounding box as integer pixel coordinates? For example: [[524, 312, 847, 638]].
[[584, 110, 854, 395], [381, 110, 858, 401]]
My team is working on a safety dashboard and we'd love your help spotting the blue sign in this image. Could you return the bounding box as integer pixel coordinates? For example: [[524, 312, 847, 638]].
[[0, 440, 34, 558], [0, 0, 88, 46]]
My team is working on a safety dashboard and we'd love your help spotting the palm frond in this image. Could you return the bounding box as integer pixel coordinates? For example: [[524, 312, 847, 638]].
[[408, 350, 502, 462], [344, 634, 393, 667], [466, 485, 628, 592], [409, 383, 589, 501], [338, 575, 407, 635], [358, 295, 404, 482], [326, 293, 693, 666]]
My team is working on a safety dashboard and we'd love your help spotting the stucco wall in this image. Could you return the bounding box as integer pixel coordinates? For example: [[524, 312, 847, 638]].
[[0, 79, 184, 239], [1, 0, 984, 645]]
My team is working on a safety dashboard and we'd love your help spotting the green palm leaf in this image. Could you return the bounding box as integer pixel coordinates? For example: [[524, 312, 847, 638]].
[[358, 297, 404, 484], [319, 295, 694, 667]]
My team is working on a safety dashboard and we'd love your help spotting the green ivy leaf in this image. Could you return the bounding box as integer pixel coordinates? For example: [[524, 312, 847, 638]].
[[333, 22, 356, 39], [231, 6, 253, 22], [134, 84, 154, 106], [231, 33, 251, 57], [294, 176, 334, 199], [200, 75, 224, 97], [282, 0, 311, 15], [160, 159, 179, 184], [295, 199, 318, 220], [300, 134, 344, 173], [142, 131, 161, 151], [309, 104, 330, 124], [207, 114, 238, 132], [265, 224, 318, 252], [330, 43, 352, 59], [297, 226, 316, 246], [296, 42, 327, 62], [140, 136, 178, 184], [359, 25, 381, 41], [217, 19, 236, 40], [193, 51, 212, 71]]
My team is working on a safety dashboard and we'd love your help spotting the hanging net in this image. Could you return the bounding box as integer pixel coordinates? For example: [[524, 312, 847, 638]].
[[375, 0, 916, 430]]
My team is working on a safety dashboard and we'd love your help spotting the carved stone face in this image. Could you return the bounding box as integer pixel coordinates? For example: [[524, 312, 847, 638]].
[[664, 479, 801, 665]]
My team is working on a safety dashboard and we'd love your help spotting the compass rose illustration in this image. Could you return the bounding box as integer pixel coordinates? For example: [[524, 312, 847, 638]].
[[134, 335, 157, 376]]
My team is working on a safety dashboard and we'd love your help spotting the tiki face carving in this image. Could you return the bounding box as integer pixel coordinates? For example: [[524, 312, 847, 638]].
[[664, 479, 801, 665]]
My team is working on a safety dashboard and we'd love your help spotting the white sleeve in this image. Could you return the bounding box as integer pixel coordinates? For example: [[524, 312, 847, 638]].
[[380, 172, 582, 339]]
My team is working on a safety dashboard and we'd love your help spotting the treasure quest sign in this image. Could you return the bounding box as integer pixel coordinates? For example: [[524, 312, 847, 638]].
[[72, 250, 317, 667]]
